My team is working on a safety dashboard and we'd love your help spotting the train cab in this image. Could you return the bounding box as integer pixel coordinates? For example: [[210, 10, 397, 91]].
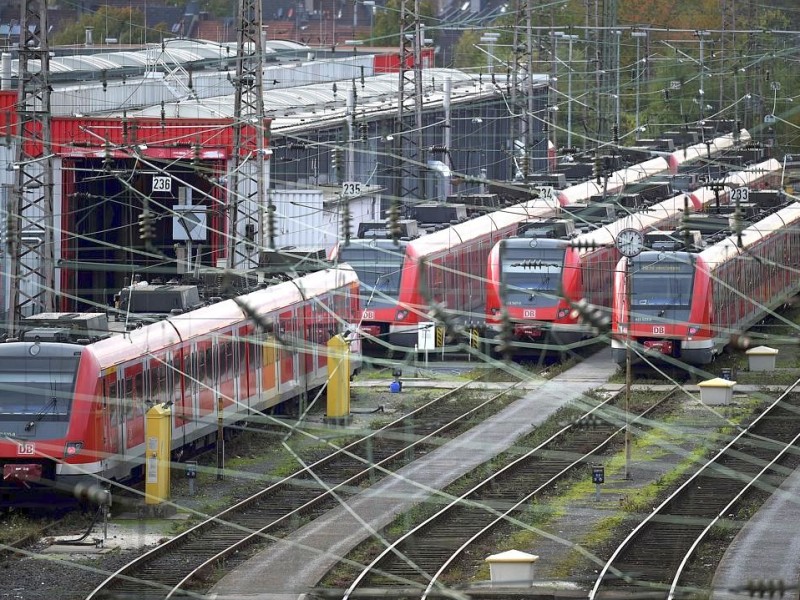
[[612, 251, 710, 364], [486, 236, 583, 351], [334, 238, 410, 344]]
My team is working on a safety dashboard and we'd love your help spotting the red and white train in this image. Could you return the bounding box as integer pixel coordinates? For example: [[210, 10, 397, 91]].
[[336, 130, 753, 349], [483, 159, 782, 353], [335, 198, 561, 347], [0, 266, 361, 506], [611, 200, 800, 365], [556, 129, 751, 206]]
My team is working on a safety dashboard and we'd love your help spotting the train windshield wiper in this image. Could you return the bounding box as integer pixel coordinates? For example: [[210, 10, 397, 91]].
[[24, 397, 58, 432]]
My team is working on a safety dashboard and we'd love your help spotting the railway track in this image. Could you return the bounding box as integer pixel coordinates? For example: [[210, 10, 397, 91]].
[[333, 387, 680, 599], [85, 376, 527, 600], [589, 379, 800, 600]]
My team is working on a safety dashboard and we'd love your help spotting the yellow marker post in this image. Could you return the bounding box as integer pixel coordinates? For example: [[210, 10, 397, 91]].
[[326, 334, 351, 420], [145, 403, 172, 505]]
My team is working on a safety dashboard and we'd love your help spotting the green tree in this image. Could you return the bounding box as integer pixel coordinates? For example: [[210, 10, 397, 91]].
[[53, 6, 169, 46], [372, 0, 436, 47]]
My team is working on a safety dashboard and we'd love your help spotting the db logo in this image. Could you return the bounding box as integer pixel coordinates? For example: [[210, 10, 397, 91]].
[[523, 310, 537, 319], [363, 310, 375, 320], [17, 442, 35, 455]]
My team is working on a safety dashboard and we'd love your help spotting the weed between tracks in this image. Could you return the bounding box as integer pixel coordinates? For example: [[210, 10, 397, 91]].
[[517, 391, 774, 585], [321, 387, 779, 592]]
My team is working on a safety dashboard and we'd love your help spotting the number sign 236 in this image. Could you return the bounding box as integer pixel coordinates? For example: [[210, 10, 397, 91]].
[[152, 176, 172, 193]]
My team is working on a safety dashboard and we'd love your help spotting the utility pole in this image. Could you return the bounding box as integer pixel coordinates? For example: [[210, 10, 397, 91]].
[[7, 0, 54, 334], [392, 0, 425, 207], [696, 30, 711, 122], [563, 34, 578, 149], [632, 29, 647, 139], [228, 0, 269, 270], [510, 0, 536, 175], [614, 29, 621, 135], [598, 0, 618, 142]]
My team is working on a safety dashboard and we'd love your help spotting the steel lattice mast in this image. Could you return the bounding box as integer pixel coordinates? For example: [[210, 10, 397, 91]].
[[598, 0, 618, 143], [510, 0, 536, 176], [392, 0, 425, 207], [228, 0, 269, 270], [7, 0, 53, 334]]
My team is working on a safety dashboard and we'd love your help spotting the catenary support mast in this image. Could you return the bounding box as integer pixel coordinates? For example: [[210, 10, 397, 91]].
[[7, 0, 54, 334], [228, 0, 269, 270], [392, 0, 425, 208]]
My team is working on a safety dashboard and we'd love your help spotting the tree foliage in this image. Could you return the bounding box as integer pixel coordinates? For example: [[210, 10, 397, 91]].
[[52, 6, 170, 45], [372, 0, 437, 47]]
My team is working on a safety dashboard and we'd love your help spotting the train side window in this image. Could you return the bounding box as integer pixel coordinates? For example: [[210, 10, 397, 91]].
[[159, 364, 167, 397], [222, 341, 233, 378], [238, 340, 247, 374], [105, 376, 118, 417], [149, 367, 159, 403], [206, 347, 214, 382], [196, 351, 205, 390], [133, 372, 144, 410], [250, 335, 260, 368], [185, 352, 196, 394], [123, 377, 134, 419]]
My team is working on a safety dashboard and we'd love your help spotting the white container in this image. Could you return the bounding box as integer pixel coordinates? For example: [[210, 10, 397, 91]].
[[698, 377, 737, 406], [746, 346, 779, 372], [485, 549, 539, 587]]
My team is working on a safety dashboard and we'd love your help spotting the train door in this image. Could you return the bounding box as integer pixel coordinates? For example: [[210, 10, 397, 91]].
[[101, 368, 122, 460], [197, 339, 214, 418], [238, 324, 256, 409], [317, 297, 328, 371], [171, 348, 191, 430], [218, 332, 235, 409], [279, 310, 296, 386], [123, 363, 146, 450], [164, 349, 188, 447], [304, 301, 315, 379], [148, 357, 168, 407], [261, 328, 278, 407]]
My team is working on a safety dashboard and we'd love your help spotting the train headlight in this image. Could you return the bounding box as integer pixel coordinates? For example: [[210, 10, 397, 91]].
[[558, 309, 569, 319], [395, 309, 408, 321], [688, 326, 699, 335], [64, 442, 83, 458], [490, 307, 499, 315]]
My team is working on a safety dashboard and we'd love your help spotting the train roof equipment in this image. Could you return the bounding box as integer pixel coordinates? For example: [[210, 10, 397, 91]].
[[698, 202, 800, 266], [410, 203, 469, 231], [517, 219, 576, 240], [562, 203, 619, 227], [357, 220, 420, 240], [16, 313, 111, 344], [644, 230, 704, 252], [116, 282, 204, 325], [445, 194, 505, 216], [256, 248, 330, 276]]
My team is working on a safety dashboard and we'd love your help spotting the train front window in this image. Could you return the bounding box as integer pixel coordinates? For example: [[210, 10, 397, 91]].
[[0, 356, 78, 418], [338, 244, 404, 307], [501, 248, 564, 308], [631, 260, 694, 322]]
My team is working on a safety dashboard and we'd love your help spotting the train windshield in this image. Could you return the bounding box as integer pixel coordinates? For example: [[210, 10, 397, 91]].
[[338, 244, 405, 307], [0, 356, 78, 418], [501, 247, 564, 308], [631, 260, 694, 322]]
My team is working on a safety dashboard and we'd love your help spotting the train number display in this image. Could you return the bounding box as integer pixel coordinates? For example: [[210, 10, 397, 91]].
[[152, 176, 172, 193], [730, 187, 750, 202]]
